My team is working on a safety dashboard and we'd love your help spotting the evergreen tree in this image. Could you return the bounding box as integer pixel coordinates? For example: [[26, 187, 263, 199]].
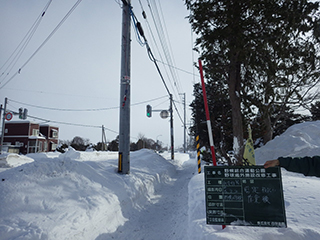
[[186, 0, 320, 162], [108, 135, 119, 151], [310, 101, 320, 120], [70, 136, 90, 151], [190, 81, 233, 164]]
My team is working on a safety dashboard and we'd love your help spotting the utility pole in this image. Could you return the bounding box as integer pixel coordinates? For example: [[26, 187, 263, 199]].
[[118, 0, 131, 174], [102, 125, 107, 151], [180, 93, 186, 153], [170, 94, 174, 159], [0, 98, 8, 153]]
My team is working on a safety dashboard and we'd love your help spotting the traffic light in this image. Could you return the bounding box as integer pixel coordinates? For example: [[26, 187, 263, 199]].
[[146, 105, 152, 117], [23, 108, 28, 119], [19, 108, 23, 119], [18, 108, 28, 119]]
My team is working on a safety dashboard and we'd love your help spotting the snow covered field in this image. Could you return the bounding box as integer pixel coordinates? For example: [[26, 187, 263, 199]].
[[1, 121, 320, 240]]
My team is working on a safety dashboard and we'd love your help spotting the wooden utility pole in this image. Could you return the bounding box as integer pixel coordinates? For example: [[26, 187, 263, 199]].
[[118, 0, 131, 174]]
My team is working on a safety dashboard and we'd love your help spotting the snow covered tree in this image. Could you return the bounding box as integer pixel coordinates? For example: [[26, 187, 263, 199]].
[[71, 136, 90, 151], [186, 0, 320, 162]]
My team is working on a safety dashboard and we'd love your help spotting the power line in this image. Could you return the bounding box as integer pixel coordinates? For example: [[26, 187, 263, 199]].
[[146, 0, 184, 105], [8, 95, 167, 112], [130, 6, 186, 126], [155, 0, 184, 93], [6, 108, 118, 134], [0, 0, 53, 84], [131, 8, 172, 97], [114, 0, 122, 8], [0, 0, 83, 90], [155, 59, 199, 77]]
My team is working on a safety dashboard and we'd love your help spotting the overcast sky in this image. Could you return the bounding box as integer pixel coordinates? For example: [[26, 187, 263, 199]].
[[0, 0, 199, 148]]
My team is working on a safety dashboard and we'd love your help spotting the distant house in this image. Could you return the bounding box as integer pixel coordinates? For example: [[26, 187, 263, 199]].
[[2, 121, 59, 154]]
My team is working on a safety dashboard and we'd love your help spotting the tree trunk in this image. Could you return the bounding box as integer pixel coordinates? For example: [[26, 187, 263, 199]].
[[263, 112, 273, 144], [228, 55, 244, 164]]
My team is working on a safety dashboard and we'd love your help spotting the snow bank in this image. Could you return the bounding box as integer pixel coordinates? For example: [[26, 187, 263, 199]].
[[62, 147, 118, 161], [161, 152, 195, 170], [0, 149, 176, 239], [0, 153, 34, 168], [255, 120, 320, 164], [187, 169, 320, 240], [187, 121, 320, 240]]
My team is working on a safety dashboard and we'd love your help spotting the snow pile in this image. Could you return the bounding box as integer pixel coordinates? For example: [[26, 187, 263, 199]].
[[188, 121, 320, 240], [62, 147, 118, 161], [162, 151, 195, 169], [255, 120, 320, 164], [188, 169, 320, 240], [1, 121, 320, 240], [0, 153, 34, 168], [0, 149, 177, 239]]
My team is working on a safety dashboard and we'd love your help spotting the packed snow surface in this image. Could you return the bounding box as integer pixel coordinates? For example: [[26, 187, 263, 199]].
[[1, 121, 320, 239]]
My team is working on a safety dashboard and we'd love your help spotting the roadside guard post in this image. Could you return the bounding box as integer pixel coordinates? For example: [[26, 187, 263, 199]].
[[196, 135, 201, 174]]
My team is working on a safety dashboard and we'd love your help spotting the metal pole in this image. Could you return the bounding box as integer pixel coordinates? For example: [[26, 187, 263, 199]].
[[0, 98, 8, 153], [198, 58, 223, 229], [118, 0, 131, 174], [170, 94, 174, 159], [198, 59, 217, 166], [102, 125, 105, 151], [179, 92, 187, 153], [183, 93, 186, 153], [102, 125, 107, 151]]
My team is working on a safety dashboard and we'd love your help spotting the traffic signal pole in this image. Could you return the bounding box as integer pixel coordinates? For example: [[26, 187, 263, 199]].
[[170, 94, 174, 160], [118, 0, 131, 174], [0, 97, 8, 153]]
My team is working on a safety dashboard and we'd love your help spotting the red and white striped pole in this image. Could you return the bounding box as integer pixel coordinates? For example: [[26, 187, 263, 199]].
[[199, 59, 226, 229], [198, 59, 217, 166]]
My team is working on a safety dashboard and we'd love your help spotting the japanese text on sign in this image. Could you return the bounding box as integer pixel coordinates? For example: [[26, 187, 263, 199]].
[[204, 166, 287, 227]]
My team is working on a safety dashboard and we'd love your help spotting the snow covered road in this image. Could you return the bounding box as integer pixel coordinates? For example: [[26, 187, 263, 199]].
[[96, 162, 195, 240]]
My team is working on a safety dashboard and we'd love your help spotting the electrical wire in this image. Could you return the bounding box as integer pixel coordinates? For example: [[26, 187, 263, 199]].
[[155, 0, 183, 94], [130, 5, 186, 126], [144, 0, 187, 122], [6, 107, 119, 134], [155, 59, 199, 77], [138, 0, 183, 110], [0, 0, 83, 90], [114, 0, 122, 8], [0, 0, 53, 83], [130, 8, 172, 97], [146, 0, 183, 105], [8, 95, 168, 112]]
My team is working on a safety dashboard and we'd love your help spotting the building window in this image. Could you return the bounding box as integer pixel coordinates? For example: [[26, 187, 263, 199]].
[[28, 140, 38, 153], [32, 129, 39, 136], [51, 143, 57, 151], [39, 141, 42, 152], [51, 130, 58, 138]]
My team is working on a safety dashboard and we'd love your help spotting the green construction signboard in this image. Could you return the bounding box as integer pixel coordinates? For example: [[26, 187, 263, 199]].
[[204, 166, 287, 227]]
